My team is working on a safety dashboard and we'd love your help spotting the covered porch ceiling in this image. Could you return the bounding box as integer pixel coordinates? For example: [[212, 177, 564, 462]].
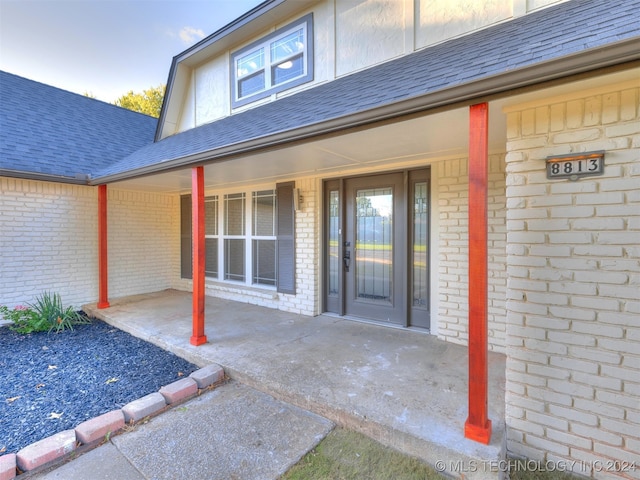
[[111, 104, 481, 193], [110, 67, 637, 194]]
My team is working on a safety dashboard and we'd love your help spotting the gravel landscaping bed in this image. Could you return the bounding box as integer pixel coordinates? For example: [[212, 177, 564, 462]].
[[0, 317, 198, 454]]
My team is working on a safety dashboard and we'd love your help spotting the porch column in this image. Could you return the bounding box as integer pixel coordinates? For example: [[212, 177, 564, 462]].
[[465, 102, 492, 444], [97, 184, 110, 309], [190, 166, 207, 346]]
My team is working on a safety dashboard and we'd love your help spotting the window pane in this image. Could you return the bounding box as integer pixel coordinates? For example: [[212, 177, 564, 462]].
[[205, 238, 218, 278], [272, 54, 304, 86], [237, 48, 264, 77], [413, 182, 428, 307], [205, 196, 218, 236], [355, 187, 392, 303], [231, 15, 312, 107], [253, 190, 275, 236], [328, 190, 339, 296], [224, 239, 245, 281], [224, 193, 245, 235], [238, 71, 265, 98], [270, 29, 304, 63], [252, 239, 276, 286]]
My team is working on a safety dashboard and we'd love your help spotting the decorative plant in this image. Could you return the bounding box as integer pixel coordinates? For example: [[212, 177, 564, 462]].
[[0, 304, 46, 333], [0, 292, 90, 334]]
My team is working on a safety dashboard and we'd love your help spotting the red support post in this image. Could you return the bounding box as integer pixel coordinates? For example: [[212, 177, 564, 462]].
[[97, 184, 110, 309], [190, 166, 207, 346], [465, 102, 492, 444]]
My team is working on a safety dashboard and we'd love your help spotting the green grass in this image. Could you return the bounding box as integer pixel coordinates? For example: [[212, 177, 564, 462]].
[[281, 429, 445, 480], [282, 429, 584, 480], [508, 459, 580, 480]]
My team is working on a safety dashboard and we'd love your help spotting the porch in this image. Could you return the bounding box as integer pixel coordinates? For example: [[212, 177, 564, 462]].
[[84, 289, 506, 478]]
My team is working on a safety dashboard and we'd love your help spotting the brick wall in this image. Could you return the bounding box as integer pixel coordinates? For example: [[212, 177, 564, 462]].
[[0, 178, 98, 308], [288, 177, 319, 315], [107, 188, 178, 299], [0, 179, 178, 309], [504, 81, 640, 476], [435, 155, 508, 353]]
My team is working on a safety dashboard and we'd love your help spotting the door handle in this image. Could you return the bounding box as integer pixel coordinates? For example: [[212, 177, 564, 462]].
[[343, 250, 350, 272], [343, 241, 351, 272]]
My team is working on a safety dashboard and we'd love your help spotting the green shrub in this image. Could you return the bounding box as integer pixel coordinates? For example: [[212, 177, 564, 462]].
[[0, 304, 47, 333], [1, 292, 90, 334]]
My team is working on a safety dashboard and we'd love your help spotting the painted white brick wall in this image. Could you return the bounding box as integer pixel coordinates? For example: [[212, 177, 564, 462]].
[[504, 83, 640, 478], [287, 177, 319, 315], [435, 155, 507, 353], [0, 178, 97, 308], [107, 188, 178, 299], [0, 179, 178, 310]]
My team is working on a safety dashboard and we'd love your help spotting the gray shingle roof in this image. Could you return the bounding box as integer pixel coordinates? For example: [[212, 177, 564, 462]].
[[2, 0, 638, 184], [0, 71, 157, 180], [94, 0, 639, 181]]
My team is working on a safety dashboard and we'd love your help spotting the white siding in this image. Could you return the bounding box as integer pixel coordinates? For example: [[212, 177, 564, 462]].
[[416, 0, 512, 48], [194, 55, 230, 126], [335, 0, 408, 76], [177, 70, 196, 133]]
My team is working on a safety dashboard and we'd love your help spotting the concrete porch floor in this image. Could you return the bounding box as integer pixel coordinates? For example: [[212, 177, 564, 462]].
[[84, 289, 506, 478]]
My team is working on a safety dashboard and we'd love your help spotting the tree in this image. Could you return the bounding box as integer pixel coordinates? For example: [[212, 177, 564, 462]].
[[114, 84, 165, 118]]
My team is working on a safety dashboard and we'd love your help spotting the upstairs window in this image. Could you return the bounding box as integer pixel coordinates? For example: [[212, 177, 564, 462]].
[[231, 14, 313, 108]]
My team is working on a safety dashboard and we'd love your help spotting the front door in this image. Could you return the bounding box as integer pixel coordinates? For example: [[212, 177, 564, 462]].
[[344, 173, 406, 324], [324, 170, 430, 329]]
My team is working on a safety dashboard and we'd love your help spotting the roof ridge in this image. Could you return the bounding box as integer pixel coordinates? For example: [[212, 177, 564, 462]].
[[0, 70, 158, 120]]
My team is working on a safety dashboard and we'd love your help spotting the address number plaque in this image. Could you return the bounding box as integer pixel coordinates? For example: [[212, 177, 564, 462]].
[[546, 151, 605, 181]]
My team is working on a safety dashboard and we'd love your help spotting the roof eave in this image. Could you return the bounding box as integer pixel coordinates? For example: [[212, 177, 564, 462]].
[[95, 37, 640, 186], [1, 169, 91, 185]]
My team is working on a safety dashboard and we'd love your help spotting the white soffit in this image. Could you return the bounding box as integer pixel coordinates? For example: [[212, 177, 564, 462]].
[[113, 105, 473, 193], [111, 66, 637, 193]]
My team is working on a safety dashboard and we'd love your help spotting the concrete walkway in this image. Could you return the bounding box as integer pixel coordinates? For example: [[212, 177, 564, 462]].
[[30, 382, 333, 480], [75, 289, 506, 479]]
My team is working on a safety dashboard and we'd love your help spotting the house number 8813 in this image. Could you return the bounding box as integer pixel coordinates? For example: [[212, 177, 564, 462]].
[[546, 153, 604, 180]]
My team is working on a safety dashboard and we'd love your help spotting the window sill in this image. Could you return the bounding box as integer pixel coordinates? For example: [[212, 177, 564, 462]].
[[204, 279, 279, 300]]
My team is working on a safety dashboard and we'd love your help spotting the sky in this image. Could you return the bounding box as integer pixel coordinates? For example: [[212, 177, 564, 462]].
[[0, 0, 263, 102]]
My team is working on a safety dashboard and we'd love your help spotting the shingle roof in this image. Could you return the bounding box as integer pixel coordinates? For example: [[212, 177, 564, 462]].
[[0, 71, 157, 180], [2, 0, 638, 184], [94, 0, 639, 181]]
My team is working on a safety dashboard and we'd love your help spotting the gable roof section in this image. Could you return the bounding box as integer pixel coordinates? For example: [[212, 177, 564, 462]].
[[156, 0, 296, 141], [0, 71, 157, 183], [94, 0, 640, 183]]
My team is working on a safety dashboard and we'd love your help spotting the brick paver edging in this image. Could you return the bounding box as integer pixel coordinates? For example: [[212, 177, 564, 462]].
[[0, 364, 225, 479]]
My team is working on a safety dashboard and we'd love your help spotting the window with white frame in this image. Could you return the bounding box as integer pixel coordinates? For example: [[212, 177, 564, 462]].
[[252, 190, 277, 286], [231, 13, 313, 108], [214, 189, 277, 286], [205, 196, 219, 278], [224, 192, 246, 281], [182, 184, 295, 294]]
